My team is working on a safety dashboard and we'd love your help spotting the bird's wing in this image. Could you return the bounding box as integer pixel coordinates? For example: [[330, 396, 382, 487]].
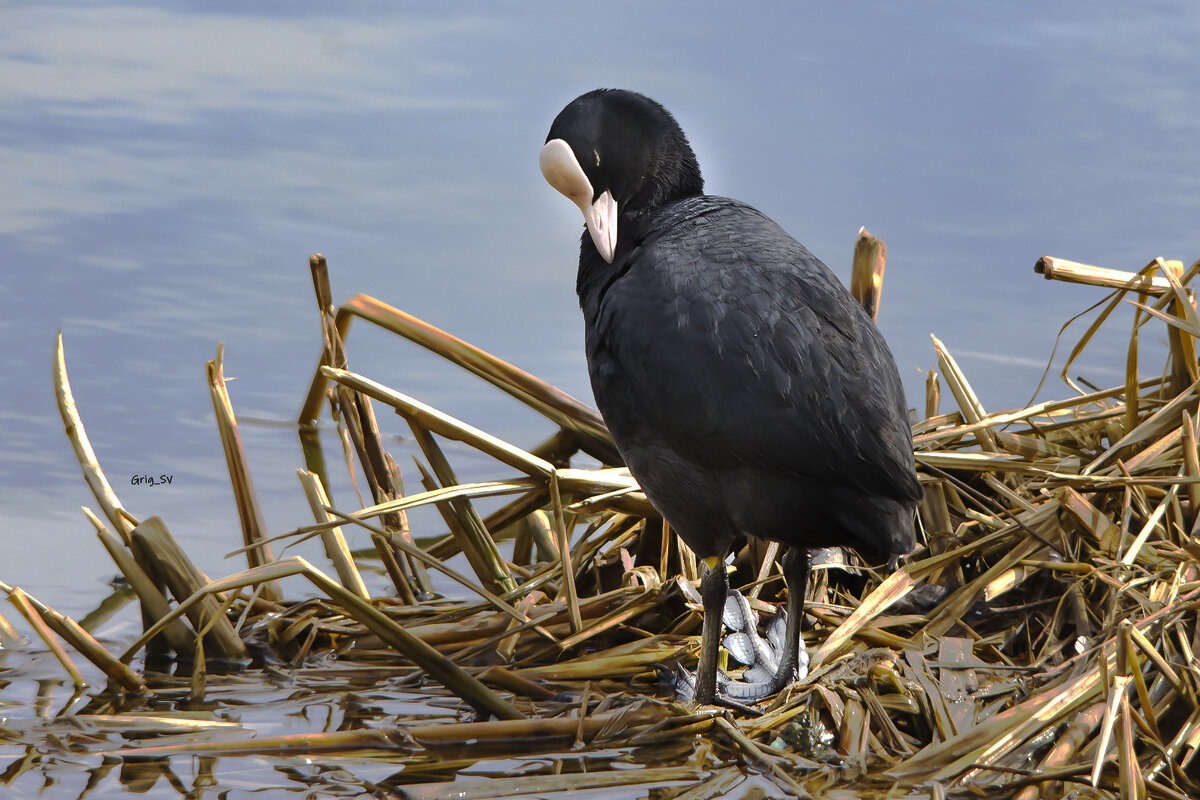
[[592, 201, 920, 503]]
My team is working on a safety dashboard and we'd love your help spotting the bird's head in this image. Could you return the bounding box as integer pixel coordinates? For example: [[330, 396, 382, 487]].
[[540, 89, 703, 263]]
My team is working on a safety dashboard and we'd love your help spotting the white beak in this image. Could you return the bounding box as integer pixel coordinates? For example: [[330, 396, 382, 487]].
[[540, 138, 618, 263]]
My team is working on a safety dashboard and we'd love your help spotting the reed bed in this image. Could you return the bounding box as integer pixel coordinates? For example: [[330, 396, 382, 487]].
[[4, 244, 1199, 799]]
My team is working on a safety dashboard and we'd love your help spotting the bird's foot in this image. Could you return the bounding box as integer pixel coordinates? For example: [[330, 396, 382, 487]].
[[673, 588, 808, 704], [719, 606, 809, 702], [722, 591, 779, 684], [669, 662, 727, 703], [668, 667, 764, 714]]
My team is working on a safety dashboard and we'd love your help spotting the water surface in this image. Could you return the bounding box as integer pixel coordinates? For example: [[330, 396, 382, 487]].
[[2, 0, 1197, 665]]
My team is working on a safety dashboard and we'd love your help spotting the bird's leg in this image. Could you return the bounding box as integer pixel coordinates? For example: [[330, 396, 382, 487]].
[[694, 556, 728, 704], [761, 547, 809, 694]]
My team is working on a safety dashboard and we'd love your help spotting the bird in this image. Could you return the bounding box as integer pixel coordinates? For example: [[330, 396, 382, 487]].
[[540, 89, 920, 704]]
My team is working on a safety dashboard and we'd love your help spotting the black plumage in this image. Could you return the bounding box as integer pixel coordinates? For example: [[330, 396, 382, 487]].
[[541, 89, 920, 703]]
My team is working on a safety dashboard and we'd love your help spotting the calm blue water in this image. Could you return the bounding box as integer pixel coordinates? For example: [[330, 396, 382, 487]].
[[2, 2, 1199, 627]]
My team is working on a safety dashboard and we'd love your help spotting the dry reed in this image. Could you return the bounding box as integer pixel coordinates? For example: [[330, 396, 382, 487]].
[[5, 246, 1199, 799]]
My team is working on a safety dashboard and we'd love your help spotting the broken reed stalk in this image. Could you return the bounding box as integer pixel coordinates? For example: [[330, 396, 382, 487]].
[[300, 257, 339, 503], [0, 606, 21, 646], [393, 767, 705, 800], [1183, 412, 1200, 520], [409, 423, 517, 595], [321, 366, 557, 478], [85, 507, 196, 657], [1035, 255, 1176, 295], [297, 292, 620, 464], [309, 258, 430, 599], [56, 333, 194, 664], [3, 582, 88, 687], [119, 556, 524, 721], [523, 509, 560, 562], [850, 226, 887, 321], [110, 703, 667, 757], [924, 367, 940, 419], [9, 585, 146, 694], [1013, 700, 1106, 800], [306, 254, 403, 591], [931, 334, 1000, 454], [296, 469, 370, 600], [54, 331, 137, 542], [333, 384, 419, 601], [1162, 258, 1199, 396], [350, 389, 431, 597], [1126, 276, 1149, 444], [309, 254, 346, 370], [549, 469, 583, 633], [207, 344, 282, 602], [129, 516, 247, 661], [321, 506, 560, 646], [809, 569, 918, 669]]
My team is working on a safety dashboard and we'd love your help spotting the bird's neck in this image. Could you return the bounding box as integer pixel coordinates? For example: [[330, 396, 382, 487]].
[[575, 234, 629, 325]]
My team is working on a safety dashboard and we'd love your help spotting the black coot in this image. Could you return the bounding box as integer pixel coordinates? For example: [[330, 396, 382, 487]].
[[540, 89, 920, 704]]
